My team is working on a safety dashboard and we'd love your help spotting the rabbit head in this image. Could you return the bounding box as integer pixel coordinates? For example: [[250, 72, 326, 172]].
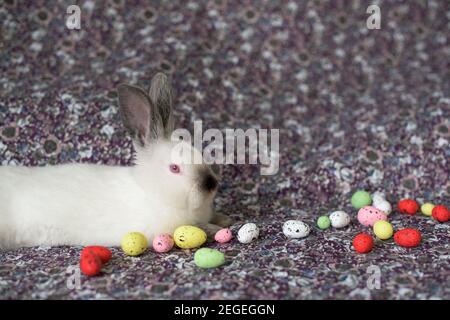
[[117, 73, 219, 214]]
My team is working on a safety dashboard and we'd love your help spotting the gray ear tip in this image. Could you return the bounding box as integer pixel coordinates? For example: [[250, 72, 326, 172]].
[[153, 72, 169, 81], [149, 73, 173, 98], [151, 73, 172, 88]]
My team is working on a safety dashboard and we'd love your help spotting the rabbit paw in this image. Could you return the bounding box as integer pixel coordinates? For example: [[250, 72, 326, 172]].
[[197, 223, 223, 241], [210, 213, 233, 227]]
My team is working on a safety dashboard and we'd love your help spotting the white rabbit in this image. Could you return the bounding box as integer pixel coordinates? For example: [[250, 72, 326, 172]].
[[0, 73, 231, 249]]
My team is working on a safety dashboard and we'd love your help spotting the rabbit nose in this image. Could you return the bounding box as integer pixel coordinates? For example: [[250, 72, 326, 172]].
[[202, 174, 218, 192]]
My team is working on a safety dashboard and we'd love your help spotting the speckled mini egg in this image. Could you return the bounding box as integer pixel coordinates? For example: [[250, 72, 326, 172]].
[[214, 228, 233, 243], [371, 191, 386, 204], [394, 228, 422, 248], [152, 234, 175, 253], [237, 223, 259, 244], [173, 225, 207, 249], [329, 211, 351, 228], [373, 199, 392, 215], [121, 232, 148, 256], [282, 220, 310, 238], [357, 206, 388, 227], [353, 233, 374, 253], [432, 205, 450, 222], [373, 220, 394, 240], [398, 198, 419, 215]]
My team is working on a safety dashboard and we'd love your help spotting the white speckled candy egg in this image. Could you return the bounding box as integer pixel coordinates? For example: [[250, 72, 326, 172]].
[[373, 199, 392, 215], [282, 220, 310, 238], [237, 223, 259, 244], [371, 191, 386, 204], [329, 211, 351, 228]]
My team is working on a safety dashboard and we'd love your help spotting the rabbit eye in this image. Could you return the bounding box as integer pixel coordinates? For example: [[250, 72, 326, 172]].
[[169, 164, 180, 174]]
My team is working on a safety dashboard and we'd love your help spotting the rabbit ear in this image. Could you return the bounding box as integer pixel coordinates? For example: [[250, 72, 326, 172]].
[[148, 72, 174, 137], [117, 84, 162, 146]]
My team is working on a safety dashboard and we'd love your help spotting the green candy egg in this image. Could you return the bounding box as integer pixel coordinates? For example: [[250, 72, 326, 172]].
[[317, 216, 331, 229], [194, 248, 225, 268], [351, 190, 372, 209]]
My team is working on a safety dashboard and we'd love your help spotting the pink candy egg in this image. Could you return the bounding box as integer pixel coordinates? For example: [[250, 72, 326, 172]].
[[152, 234, 174, 253], [357, 206, 388, 227], [214, 228, 233, 243]]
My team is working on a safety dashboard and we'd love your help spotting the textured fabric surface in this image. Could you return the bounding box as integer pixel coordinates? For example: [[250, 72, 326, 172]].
[[0, 0, 449, 299]]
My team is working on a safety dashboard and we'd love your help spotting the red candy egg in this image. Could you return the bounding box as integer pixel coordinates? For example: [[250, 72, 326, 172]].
[[353, 233, 374, 253], [397, 199, 419, 215], [81, 246, 112, 264], [80, 246, 111, 276], [432, 205, 450, 222], [393, 228, 421, 248], [80, 251, 103, 276]]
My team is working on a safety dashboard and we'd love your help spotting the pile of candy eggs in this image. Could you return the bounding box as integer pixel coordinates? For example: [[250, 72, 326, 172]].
[[396, 198, 450, 222], [350, 189, 449, 253], [281, 211, 353, 240], [155, 225, 233, 268], [78, 225, 236, 276], [77, 191, 448, 276]]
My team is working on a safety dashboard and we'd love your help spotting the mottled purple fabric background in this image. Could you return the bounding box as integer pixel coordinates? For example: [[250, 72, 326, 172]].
[[0, 0, 449, 299]]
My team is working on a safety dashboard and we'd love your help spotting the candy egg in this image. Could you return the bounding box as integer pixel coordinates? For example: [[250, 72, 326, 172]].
[[357, 206, 388, 227], [214, 228, 233, 243], [329, 211, 351, 228], [317, 216, 331, 229], [152, 234, 175, 253], [373, 220, 394, 240], [173, 225, 207, 249], [351, 190, 372, 209], [398, 198, 419, 215], [81, 246, 112, 264], [194, 248, 225, 268], [394, 228, 421, 248], [373, 199, 392, 215], [421, 203, 435, 216], [353, 233, 374, 253], [432, 205, 450, 222], [282, 220, 310, 238], [121, 232, 148, 256], [237, 223, 259, 244], [371, 191, 386, 204], [80, 250, 103, 276]]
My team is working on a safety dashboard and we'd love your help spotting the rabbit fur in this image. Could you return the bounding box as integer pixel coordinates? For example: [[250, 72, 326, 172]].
[[0, 73, 231, 249]]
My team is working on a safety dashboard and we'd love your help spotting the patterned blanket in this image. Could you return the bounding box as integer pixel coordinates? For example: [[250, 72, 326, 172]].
[[0, 0, 449, 299]]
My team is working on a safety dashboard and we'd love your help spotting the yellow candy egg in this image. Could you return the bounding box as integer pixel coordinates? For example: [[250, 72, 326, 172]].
[[421, 203, 434, 216], [121, 232, 148, 256], [173, 225, 207, 249], [373, 220, 394, 240]]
